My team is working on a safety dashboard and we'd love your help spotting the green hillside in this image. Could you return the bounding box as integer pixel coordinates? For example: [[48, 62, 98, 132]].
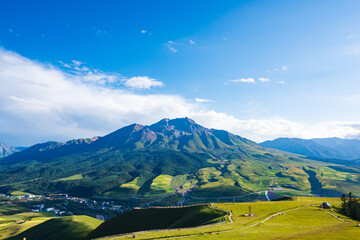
[[6, 215, 102, 240], [88, 205, 226, 239]]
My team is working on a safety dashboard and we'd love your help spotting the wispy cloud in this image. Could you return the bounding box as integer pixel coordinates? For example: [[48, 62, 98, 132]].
[[281, 66, 288, 71], [58, 60, 121, 85], [8, 28, 20, 37], [258, 77, 270, 82], [230, 78, 255, 83], [59, 60, 162, 88], [273, 65, 288, 71], [195, 98, 215, 103], [189, 40, 196, 45], [168, 47, 178, 53], [166, 41, 178, 53], [124, 76, 163, 89], [140, 29, 152, 35]]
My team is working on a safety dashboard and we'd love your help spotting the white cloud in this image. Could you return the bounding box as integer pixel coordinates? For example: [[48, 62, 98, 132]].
[[258, 77, 270, 82], [168, 47, 178, 53], [273, 66, 288, 71], [189, 40, 196, 45], [124, 76, 163, 89], [166, 41, 178, 53], [0, 48, 359, 146], [140, 30, 151, 35], [231, 78, 255, 83], [71, 60, 83, 66], [281, 65, 288, 71], [277, 81, 285, 84], [192, 111, 360, 143], [195, 98, 215, 103]]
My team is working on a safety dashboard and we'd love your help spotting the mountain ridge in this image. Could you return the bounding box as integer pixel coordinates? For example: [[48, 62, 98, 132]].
[[260, 137, 360, 160], [1, 118, 360, 199]]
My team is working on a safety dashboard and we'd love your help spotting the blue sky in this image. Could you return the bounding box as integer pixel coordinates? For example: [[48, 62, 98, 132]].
[[1, 0, 360, 146]]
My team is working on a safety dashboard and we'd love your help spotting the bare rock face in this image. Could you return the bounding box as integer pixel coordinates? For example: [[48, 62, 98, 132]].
[[0, 142, 19, 158]]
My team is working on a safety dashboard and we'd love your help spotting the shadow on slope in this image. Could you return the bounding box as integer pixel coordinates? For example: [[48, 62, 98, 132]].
[[88, 205, 226, 239], [6, 215, 102, 240]]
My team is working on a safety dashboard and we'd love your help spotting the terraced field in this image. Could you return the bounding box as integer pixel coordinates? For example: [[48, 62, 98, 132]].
[[148, 175, 175, 195], [101, 197, 359, 240]]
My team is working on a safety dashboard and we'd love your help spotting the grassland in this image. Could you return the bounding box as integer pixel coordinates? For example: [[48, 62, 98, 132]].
[[104, 177, 141, 197], [6, 215, 102, 240], [0, 204, 53, 239], [148, 175, 175, 195], [55, 174, 84, 181], [9, 191, 33, 196], [100, 197, 359, 240]]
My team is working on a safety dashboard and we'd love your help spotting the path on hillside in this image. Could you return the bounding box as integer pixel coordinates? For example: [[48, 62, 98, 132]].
[[210, 203, 233, 223], [228, 211, 233, 223], [321, 209, 348, 222], [151, 207, 301, 239], [265, 191, 270, 201]]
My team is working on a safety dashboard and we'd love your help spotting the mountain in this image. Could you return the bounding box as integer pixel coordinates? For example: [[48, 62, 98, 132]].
[[1, 118, 360, 198], [311, 138, 360, 160], [259, 138, 346, 159], [260, 137, 360, 160], [0, 142, 19, 158]]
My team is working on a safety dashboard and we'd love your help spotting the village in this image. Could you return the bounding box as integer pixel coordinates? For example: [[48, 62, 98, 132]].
[[0, 192, 125, 221]]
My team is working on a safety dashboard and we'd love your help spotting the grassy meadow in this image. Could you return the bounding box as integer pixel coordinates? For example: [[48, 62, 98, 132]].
[[101, 197, 359, 240]]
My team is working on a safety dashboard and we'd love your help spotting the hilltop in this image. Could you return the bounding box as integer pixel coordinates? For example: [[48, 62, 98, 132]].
[[88, 205, 226, 239]]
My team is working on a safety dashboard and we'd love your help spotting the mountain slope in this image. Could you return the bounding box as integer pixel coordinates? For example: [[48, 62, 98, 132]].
[[0, 142, 19, 158], [312, 138, 360, 160], [1, 118, 360, 198], [260, 138, 347, 159]]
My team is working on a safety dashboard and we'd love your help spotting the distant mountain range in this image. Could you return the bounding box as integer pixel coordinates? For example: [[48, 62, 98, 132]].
[[1, 118, 360, 198], [260, 137, 360, 160], [0, 142, 20, 158]]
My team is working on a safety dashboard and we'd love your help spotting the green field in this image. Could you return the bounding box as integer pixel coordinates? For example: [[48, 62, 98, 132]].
[[104, 177, 141, 197], [55, 174, 84, 181], [148, 175, 175, 195], [0, 205, 53, 239], [99, 197, 359, 240], [6, 215, 102, 240]]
